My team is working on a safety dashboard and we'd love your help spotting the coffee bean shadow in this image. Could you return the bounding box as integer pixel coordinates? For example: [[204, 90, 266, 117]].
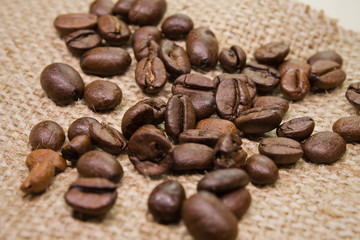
[[71, 210, 107, 222], [169, 169, 209, 177], [22, 191, 46, 201]]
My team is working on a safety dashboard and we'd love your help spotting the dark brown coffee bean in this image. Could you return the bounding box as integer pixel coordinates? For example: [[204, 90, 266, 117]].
[[254, 42, 290, 65], [135, 57, 167, 94], [186, 27, 219, 70], [68, 117, 100, 140], [310, 60, 346, 90], [161, 14, 194, 40], [112, 0, 135, 19], [137, 98, 167, 124], [178, 129, 222, 147], [219, 188, 251, 219], [171, 143, 214, 171], [345, 82, 360, 109], [158, 40, 191, 77], [165, 95, 196, 141], [90, 0, 113, 16], [97, 15, 130, 46], [65, 30, 102, 56], [133, 39, 160, 61], [280, 69, 310, 101], [29, 120, 65, 151], [54, 13, 98, 36], [302, 131, 346, 164], [127, 125, 173, 177], [26, 149, 67, 173], [61, 135, 93, 164], [276, 117, 315, 142], [77, 150, 124, 183], [214, 133, 247, 169], [278, 59, 311, 76], [259, 137, 303, 165], [307, 50, 343, 66], [245, 154, 279, 185], [84, 80, 122, 111], [214, 73, 256, 100], [182, 191, 238, 240], [219, 45, 247, 73], [172, 73, 215, 96], [81, 47, 132, 76], [333, 116, 360, 142], [252, 96, 289, 115], [40, 63, 85, 105], [188, 93, 216, 120], [196, 118, 239, 135], [89, 122, 127, 155], [132, 26, 162, 45], [64, 178, 117, 216], [129, 0, 167, 26], [148, 180, 186, 224], [197, 169, 249, 194]]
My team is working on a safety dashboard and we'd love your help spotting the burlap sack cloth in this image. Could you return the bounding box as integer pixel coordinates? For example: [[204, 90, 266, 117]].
[[0, 0, 359, 239]]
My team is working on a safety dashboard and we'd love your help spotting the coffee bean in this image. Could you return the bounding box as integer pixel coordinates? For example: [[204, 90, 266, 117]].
[[345, 82, 360, 109], [133, 39, 160, 61], [254, 42, 290, 65], [178, 129, 222, 147], [97, 15, 131, 46], [301, 131, 346, 164], [112, 0, 135, 19], [219, 45, 247, 73], [161, 14, 194, 40], [333, 116, 360, 142], [307, 50, 343, 66], [197, 168, 249, 194], [65, 30, 102, 56], [171, 143, 214, 171], [244, 154, 279, 185], [61, 135, 93, 165], [40, 63, 85, 105], [280, 69, 310, 101], [186, 27, 219, 70], [214, 133, 247, 169], [68, 117, 100, 140], [148, 180, 186, 224], [131, 26, 162, 45], [137, 98, 167, 124], [258, 137, 303, 165], [276, 116, 315, 142], [81, 47, 131, 76], [196, 118, 239, 135], [188, 93, 216, 120], [135, 57, 167, 94], [29, 120, 65, 151], [252, 96, 289, 115], [26, 149, 67, 173], [278, 59, 311, 76], [64, 177, 117, 216], [128, 0, 167, 26], [89, 122, 127, 155], [54, 13, 98, 36], [77, 150, 124, 183], [219, 188, 251, 219], [172, 73, 215, 96], [214, 73, 256, 100], [84, 80, 122, 111], [127, 125, 173, 177], [310, 60, 346, 90], [90, 0, 113, 16], [182, 192, 238, 240], [158, 40, 191, 77]]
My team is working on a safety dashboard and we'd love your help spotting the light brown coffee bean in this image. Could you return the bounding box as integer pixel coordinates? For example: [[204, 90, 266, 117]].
[[26, 149, 67, 173]]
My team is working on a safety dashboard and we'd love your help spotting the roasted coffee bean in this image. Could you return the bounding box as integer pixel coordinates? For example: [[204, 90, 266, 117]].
[[40, 63, 85, 105], [133, 39, 160, 61], [278, 59, 311, 76], [254, 42, 290, 65], [242, 62, 281, 93], [188, 93, 216, 120], [68, 117, 99, 140], [197, 169, 249, 194], [89, 122, 127, 155], [61, 135, 93, 164], [345, 82, 360, 109], [65, 30, 102, 56], [259, 137, 303, 165], [148, 180, 186, 224], [234, 106, 283, 135], [214, 133, 247, 169], [252, 96, 289, 115], [171, 143, 214, 171], [219, 188, 251, 219], [165, 95, 196, 141], [90, 0, 113, 16], [127, 125, 173, 177], [137, 98, 167, 124], [29, 120, 65, 151], [178, 129, 222, 147], [307, 50, 343, 66], [214, 73, 256, 100], [186, 27, 219, 70], [161, 14, 194, 40], [219, 45, 247, 73], [77, 150, 124, 183], [64, 178, 117, 216], [81, 47, 131, 76], [128, 0, 167, 26], [97, 15, 131, 46], [26, 149, 67, 173], [280, 69, 310, 101], [132, 26, 162, 45], [172, 74, 215, 96], [135, 57, 167, 94], [245, 154, 279, 185], [182, 191, 238, 240], [20, 158, 55, 194], [112, 0, 135, 19], [54, 13, 98, 36], [310, 60, 346, 90], [196, 118, 239, 135], [84, 80, 122, 111], [302, 131, 346, 164], [158, 40, 191, 77], [276, 116, 315, 142], [333, 116, 360, 142]]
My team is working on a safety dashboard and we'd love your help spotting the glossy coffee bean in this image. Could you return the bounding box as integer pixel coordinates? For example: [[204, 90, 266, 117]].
[[245, 154, 279, 185], [219, 45, 247, 72], [220, 188, 251, 219], [276, 116, 315, 142], [84, 80, 122, 111], [172, 73, 215, 97], [128, 0, 167, 26], [161, 14, 194, 40], [178, 129, 222, 147], [137, 98, 167, 124], [196, 118, 238, 135], [252, 96, 289, 115], [280, 69, 310, 101], [90, 0, 113, 16], [54, 13, 98, 36], [148, 180, 186, 224], [132, 26, 162, 45], [135, 57, 167, 94], [97, 15, 131, 46], [214, 73, 256, 100], [40, 63, 84, 105], [333, 116, 360, 142], [188, 93, 216, 120], [254, 42, 290, 65], [310, 60, 346, 90], [345, 82, 360, 109], [278, 59, 311, 76], [214, 133, 247, 169], [26, 149, 67, 173], [61, 135, 93, 164], [133, 39, 160, 61], [68, 117, 99, 140], [65, 30, 102, 56], [29, 120, 65, 151], [112, 0, 135, 19], [307, 50, 343, 66]]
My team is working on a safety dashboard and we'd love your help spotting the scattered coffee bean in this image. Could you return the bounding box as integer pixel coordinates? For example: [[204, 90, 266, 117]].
[[310, 60, 346, 90], [68, 117, 99, 140], [61, 135, 93, 165], [132, 26, 162, 45], [219, 45, 247, 73], [332, 116, 360, 142], [307, 50, 343, 66], [178, 129, 222, 147], [65, 30, 102, 56], [188, 93, 216, 120], [112, 0, 135, 19], [196, 118, 239, 135], [26, 149, 67, 173], [97, 15, 131, 46], [254, 42, 290, 65], [172, 73, 215, 96], [137, 98, 167, 124], [128, 0, 167, 26], [90, 0, 114, 16], [219, 188, 251, 219], [345, 82, 360, 109], [29, 120, 65, 151], [135, 57, 167, 94], [252, 96, 289, 115], [214, 133, 247, 169], [54, 13, 98, 36], [276, 116, 315, 142], [133, 39, 160, 61], [280, 69, 310, 101], [278, 59, 311, 76], [161, 14, 194, 40], [214, 73, 257, 100], [244, 154, 279, 185]]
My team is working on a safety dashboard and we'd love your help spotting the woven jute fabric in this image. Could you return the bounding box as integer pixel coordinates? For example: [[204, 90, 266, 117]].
[[1, 0, 360, 239]]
